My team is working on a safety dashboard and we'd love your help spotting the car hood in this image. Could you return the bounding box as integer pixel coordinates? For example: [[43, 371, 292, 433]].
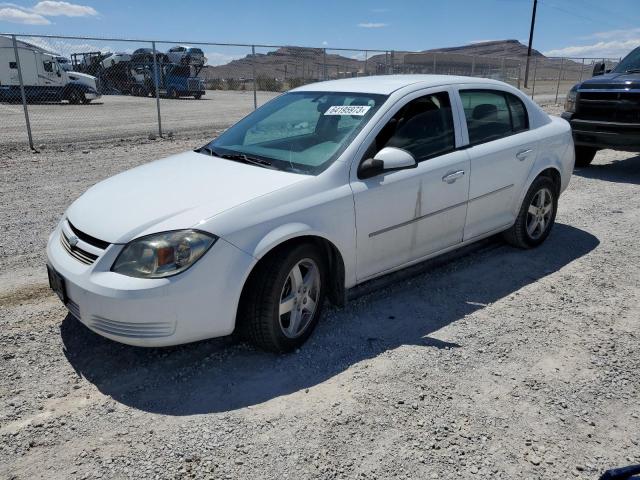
[[66, 150, 307, 244], [580, 71, 640, 90]]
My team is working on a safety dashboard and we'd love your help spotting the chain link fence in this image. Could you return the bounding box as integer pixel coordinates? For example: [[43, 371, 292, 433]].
[[0, 33, 621, 150]]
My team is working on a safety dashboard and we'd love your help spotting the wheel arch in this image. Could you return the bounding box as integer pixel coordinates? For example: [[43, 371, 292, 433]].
[[516, 165, 563, 216], [241, 227, 347, 314]]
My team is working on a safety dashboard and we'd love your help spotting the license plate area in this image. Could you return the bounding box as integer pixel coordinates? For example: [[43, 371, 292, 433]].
[[47, 265, 67, 303]]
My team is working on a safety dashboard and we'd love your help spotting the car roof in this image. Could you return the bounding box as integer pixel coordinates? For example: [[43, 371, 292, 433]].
[[292, 74, 510, 95]]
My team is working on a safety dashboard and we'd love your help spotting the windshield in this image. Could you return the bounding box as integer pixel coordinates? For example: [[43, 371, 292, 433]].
[[612, 47, 640, 73], [204, 91, 386, 174]]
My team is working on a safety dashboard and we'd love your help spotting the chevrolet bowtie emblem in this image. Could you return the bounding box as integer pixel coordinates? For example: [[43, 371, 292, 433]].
[[68, 235, 79, 247]]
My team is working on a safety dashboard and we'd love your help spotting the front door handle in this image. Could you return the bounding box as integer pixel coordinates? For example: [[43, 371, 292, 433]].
[[516, 149, 534, 161], [442, 170, 465, 184]]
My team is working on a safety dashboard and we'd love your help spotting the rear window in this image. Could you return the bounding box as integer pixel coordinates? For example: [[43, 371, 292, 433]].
[[460, 89, 529, 145]]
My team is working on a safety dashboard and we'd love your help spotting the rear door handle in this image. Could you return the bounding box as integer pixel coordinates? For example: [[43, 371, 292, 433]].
[[516, 149, 534, 161], [442, 170, 465, 183]]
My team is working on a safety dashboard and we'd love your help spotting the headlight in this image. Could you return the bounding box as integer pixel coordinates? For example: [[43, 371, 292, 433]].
[[564, 85, 578, 113], [112, 230, 217, 278]]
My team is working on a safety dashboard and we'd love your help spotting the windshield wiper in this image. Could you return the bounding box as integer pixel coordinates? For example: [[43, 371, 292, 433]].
[[218, 152, 275, 169], [197, 146, 275, 169]]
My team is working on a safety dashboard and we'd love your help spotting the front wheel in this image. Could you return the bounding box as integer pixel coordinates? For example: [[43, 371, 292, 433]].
[[503, 176, 558, 249], [67, 90, 82, 104], [240, 244, 326, 353], [575, 146, 598, 167], [194, 93, 202, 99]]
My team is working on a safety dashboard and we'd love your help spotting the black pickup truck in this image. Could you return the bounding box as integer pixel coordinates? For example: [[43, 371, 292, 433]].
[[562, 47, 640, 166]]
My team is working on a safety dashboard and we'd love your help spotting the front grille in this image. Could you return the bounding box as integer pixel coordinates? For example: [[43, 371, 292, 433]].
[[60, 230, 99, 265], [68, 221, 110, 250], [187, 78, 200, 91], [66, 300, 81, 320], [576, 91, 640, 123], [90, 315, 176, 338]]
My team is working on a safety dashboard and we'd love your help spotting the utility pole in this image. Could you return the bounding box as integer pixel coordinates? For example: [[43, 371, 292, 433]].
[[524, 0, 538, 88]]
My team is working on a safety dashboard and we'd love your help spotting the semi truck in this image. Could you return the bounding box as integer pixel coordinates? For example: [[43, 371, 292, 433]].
[[0, 36, 100, 104]]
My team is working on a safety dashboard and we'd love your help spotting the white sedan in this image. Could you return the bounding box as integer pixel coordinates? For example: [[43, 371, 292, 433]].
[[46, 75, 574, 352]]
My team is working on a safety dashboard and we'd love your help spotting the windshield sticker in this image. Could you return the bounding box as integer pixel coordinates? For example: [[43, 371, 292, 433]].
[[324, 105, 371, 116]]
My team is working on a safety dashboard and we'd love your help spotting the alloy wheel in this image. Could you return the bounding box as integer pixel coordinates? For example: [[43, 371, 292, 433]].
[[278, 258, 321, 338], [526, 187, 554, 240]]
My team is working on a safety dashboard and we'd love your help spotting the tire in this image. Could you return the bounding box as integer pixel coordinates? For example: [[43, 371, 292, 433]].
[[194, 93, 202, 99], [575, 146, 598, 167], [239, 243, 326, 353], [67, 90, 82, 105], [81, 97, 92, 104], [503, 176, 558, 249], [168, 88, 179, 99]]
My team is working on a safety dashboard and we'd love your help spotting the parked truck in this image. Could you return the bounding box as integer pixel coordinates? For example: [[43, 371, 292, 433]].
[[0, 36, 100, 104], [71, 50, 205, 99], [562, 46, 640, 166]]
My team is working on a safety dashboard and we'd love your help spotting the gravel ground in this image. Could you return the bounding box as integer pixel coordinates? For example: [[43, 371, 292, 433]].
[[1, 105, 640, 479], [0, 90, 280, 148]]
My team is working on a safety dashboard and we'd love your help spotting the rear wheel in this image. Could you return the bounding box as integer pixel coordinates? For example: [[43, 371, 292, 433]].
[[168, 88, 179, 99], [575, 146, 598, 167], [240, 243, 326, 353], [194, 92, 202, 99], [503, 176, 558, 249]]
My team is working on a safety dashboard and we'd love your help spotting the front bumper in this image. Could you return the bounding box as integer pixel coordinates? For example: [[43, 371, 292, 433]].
[[46, 221, 255, 347], [562, 112, 640, 152], [85, 92, 101, 100]]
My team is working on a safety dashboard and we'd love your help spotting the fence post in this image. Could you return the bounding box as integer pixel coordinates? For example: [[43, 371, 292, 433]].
[[501, 57, 505, 80], [323, 48, 327, 80], [390, 50, 395, 74], [517, 61, 522, 89], [433, 54, 437, 74], [151, 41, 162, 138], [531, 57, 538, 100], [471, 56, 476, 76], [363, 50, 368, 76], [555, 57, 565, 104], [579, 58, 585, 83], [12, 35, 34, 150], [251, 45, 257, 110]]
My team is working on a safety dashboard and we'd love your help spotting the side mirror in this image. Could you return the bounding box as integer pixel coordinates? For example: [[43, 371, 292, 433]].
[[592, 61, 606, 77], [358, 147, 417, 179]]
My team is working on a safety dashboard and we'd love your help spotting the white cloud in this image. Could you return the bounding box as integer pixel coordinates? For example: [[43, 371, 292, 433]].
[[0, 6, 49, 24], [544, 38, 639, 59], [322, 41, 328, 46], [588, 27, 640, 41], [358, 22, 387, 28], [32, 1, 97, 17], [469, 39, 499, 44], [205, 51, 244, 66], [546, 27, 640, 59]]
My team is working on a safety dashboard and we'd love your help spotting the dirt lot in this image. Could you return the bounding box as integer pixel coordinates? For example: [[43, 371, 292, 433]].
[[1, 105, 639, 480], [0, 90, 280, 148]]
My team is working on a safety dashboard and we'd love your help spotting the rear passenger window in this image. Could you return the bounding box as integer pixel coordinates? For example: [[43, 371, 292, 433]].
[[506, 94, 529, 133], [460, 90, 529, 145]]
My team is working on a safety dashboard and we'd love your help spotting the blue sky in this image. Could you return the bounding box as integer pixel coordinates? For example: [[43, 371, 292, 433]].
[[1, 0, 639, 62]]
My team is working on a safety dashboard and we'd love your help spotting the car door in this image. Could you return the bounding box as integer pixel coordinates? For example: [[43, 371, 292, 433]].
[[455, 88, 540, 240], [350, 88, 471, 281]]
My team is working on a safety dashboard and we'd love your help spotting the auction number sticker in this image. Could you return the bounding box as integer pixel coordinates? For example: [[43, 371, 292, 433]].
[[324, 105, 371, 116]]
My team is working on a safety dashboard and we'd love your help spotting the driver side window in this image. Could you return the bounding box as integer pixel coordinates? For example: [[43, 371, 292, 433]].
[[364, 91, 456, 162]]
